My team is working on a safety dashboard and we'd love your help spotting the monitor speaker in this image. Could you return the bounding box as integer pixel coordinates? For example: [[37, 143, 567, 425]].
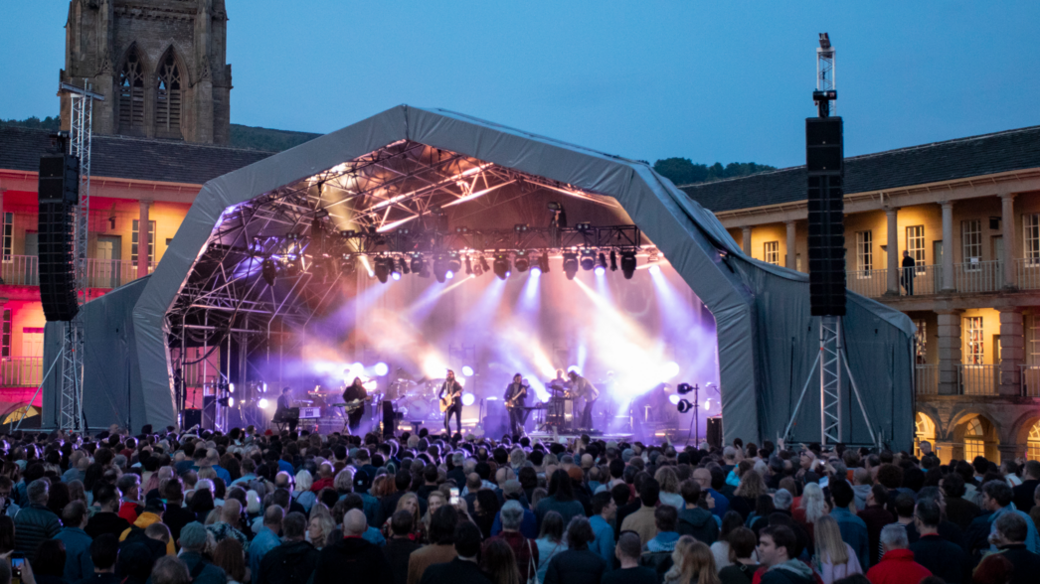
[[707, 416, 723, 449], [183, 409, 202, 430], [382, 400, 395, 437]]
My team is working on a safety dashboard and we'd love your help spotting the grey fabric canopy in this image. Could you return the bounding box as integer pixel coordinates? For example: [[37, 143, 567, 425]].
[[49, 105, 915, 446]]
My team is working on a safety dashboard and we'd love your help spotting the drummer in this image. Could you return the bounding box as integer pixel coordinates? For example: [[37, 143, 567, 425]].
[[546, 369, 569, 394]]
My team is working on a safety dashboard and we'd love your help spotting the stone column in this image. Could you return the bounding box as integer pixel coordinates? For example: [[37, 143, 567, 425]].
[[937, 309, 963, 395], [137, 200, 151, 279], [999, 307, 1024, 396], [933, 441, 955, 465], [1001, 193, 1017, 289], [886, 208, 900, 295], [742, 226, 752, 257], [997, 444, 1021, 465], [786, 221, 797, 270], [941, 201, 955, 292]]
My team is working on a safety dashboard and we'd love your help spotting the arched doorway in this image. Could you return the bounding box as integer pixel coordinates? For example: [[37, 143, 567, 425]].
[[1028, 420, 1040, 460], [954, 415, 1000, 462], [915, 412, 936, 457]]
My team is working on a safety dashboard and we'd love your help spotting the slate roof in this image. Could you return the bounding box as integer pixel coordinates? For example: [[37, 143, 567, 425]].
[[0, 126, 274, 186], [681, 125, 1040, 213]]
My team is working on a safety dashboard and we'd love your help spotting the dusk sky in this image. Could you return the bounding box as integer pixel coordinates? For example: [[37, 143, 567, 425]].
[[3, 2, 1038, 168]]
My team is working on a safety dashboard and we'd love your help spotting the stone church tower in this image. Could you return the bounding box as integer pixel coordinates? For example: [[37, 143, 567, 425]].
[[60, 0, 232, 144]]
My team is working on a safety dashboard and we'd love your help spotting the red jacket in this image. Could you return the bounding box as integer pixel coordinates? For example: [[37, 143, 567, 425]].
[[117, 500, 141, 524], [865, 549, 932, 584], [311, 477, 334, 493]]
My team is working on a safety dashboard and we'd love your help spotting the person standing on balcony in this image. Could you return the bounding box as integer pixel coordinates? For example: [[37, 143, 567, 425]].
[[901, 251, 916, 296]]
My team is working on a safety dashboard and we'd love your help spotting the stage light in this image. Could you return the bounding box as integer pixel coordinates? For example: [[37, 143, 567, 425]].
[[410, 255, 423, 274], [229, 383, 235, 393], [261, 259, 276, 286], [446, 270, 455, 280], [461, 366, 474, 377], [401, 258, 410, 275], [595, 253, 607, 275], [390, 259, 402, 281], [286, 259, 300, 277], [374, 362, 389, 376], [448, 254, 462, 274], [575, 222, 591, 232], [649, 264, 661, 275], [620, 251, 637, 279], [538, 254, 550, 274], [462, 392, 476, 406], [433, 256, 449, 283], [262, 383, 267, 393], [563, 253, 579, 280], [663, 361, 680, 380], [610, 250, 618, 271], [580, 250, 596, 271], [677, 398, 692, 413], [514, 223, 529, 233], [228, 397, 235, 407], [515, 253, 530, 273], [677, 382, 694, 395], [465, 256, 473, 275], [259, 398, 269, 409], [374, 256, 390, 283], [479, 256, 491, 273], [493, 255, 511, 280], [669, 394, 681, 406]]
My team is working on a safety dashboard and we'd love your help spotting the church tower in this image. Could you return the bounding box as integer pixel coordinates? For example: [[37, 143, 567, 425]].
[[60, 0, 232, 144]]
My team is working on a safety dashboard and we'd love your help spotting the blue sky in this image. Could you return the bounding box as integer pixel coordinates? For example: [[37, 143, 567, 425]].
[[2, 1, 1038, 168]]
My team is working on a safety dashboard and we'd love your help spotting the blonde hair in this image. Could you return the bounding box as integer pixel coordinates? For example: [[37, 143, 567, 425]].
[[665, 536, 720, 584], [733, 468, 766, 500], [813, 514, 849, 566], [655, 467, 680, 494], [310, 513, 336, 549], [800, 482, 827, 524], [396, 492, 421, 531]]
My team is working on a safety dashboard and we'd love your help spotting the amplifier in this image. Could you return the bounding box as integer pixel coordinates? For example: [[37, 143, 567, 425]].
[[299, 406, 322, 419]]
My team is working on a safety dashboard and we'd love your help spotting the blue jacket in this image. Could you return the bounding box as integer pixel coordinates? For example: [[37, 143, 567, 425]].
[[491, 508, 538, 540], [831, 507, 871, 569], [363, 525, 386, 546], [589, 515, 615, 566], [249, 527, 282, 578], [56, 527, 94, 582]]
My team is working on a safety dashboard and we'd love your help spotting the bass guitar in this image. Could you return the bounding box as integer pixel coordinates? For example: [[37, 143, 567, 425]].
[[439, 385, 462, 413], [505, 385, 529, 409]]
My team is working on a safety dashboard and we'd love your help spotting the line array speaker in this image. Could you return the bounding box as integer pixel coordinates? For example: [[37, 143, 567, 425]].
[[38, 153, 80, 322], [806, 117, 846, 317]]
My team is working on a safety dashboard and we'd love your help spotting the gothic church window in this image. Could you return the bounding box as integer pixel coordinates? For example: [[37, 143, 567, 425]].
[[156, 51, 182, 138], [118, 49, 145, 131]]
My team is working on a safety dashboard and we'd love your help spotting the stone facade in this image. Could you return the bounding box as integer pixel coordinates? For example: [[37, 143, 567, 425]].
[[60, 0, 231, 144]]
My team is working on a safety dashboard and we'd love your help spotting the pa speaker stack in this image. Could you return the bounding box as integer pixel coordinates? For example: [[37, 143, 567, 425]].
[[806, 116, 846, 317], [38, 152, 80, 322]]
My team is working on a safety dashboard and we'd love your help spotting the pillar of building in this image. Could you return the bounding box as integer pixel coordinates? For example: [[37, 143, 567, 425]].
[[786, 221, 797, 270], [999, 307, 1025, 396], [886, 208, 900, 295], [933, 441, 955, 465], [941, 201, 956, 292], [1001, 193, 1017, 289], [742, 226, 752, 257], [997, 444, 1022, 465], [936, 309, 963, 395], [137, 200, 151, 279]]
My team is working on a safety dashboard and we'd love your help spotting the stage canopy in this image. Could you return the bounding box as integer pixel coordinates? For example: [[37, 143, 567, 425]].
[[48, 105, 915, 446]]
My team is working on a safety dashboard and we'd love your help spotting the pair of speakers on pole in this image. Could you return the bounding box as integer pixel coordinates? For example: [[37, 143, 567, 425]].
[[38, 152, 80, 322], [806, 117, 846, 317]]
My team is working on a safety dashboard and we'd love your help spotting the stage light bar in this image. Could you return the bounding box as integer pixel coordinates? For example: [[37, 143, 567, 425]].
[[563, 252, 578, 280]]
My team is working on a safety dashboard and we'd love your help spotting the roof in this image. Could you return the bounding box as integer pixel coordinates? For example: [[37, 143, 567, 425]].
[[0, 126, 273, 185], [681, 125, 1040, 212]]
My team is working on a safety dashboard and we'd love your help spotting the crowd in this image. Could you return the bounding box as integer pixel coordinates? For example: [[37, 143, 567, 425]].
[[0, 424, 1035, 584]]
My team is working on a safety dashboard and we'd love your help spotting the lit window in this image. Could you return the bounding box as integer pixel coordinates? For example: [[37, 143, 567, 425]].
[[962, 220, 982, 270], [906, 226, 926, 271], [764, 241, 780, 266], [1024, 215, 1040, 267], [915, 319, 927, 358], [964, 316, 984, 365], [856, 231, 872, 275], [131, 220, 156, 266], [1, 309, 9, 359], [965, 418, 985, 461], [2, 213, 11, 262], [1029, 421, 1040, 460]]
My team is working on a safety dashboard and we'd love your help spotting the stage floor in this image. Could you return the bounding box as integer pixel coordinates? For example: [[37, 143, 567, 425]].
[[527, 431, 634, 443]]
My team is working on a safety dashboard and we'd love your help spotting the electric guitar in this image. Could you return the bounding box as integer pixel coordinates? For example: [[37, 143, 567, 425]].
[[505, 384, 529, 409], [331, 396, 373, 413], [439, 383, 462, 413]]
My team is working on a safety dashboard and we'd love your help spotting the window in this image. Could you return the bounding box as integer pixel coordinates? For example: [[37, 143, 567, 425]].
[[964, 418, 985, 461], [915, 319, 927, 358], [856, 231, 873, 274], [962, 219, 982, 269], [131, 220, 155, 266], [915, 413, 936, 458], [1, 309, 9, 358], [118, 48, 145, 131], [2, 213, 11, 261], [965, 316, 984, 365], [1029, 421, 1040, 460], [906, 225, 926, 270], [1025, 214, 1040, 266], [155, 50, 182, 138], [763, 241, 780, 265]]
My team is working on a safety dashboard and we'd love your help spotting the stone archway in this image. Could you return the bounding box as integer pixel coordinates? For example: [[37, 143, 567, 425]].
[[951, 412, 1001, 462], [915, 411, 937, 457]]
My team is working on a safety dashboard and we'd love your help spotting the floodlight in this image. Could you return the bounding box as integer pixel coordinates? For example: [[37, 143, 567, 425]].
[[261, 259, 277, 286], [677, 399, 692, 413], [563, 253, 579, 280], [594, 253, 607, 275], [620, 251, 637, 279], [515, 253, 530, 272], [374, 257, 390, 284], [433, 256, 449, 283], [538, 254, 550, 274], [677, 382, 693, 395], [580, 250, 596, 271], [493, 254, 511, 280]]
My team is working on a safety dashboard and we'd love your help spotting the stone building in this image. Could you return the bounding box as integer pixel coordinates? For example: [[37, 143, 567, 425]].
[[60, 0, 231, 144], [682, 126, 1040, 463]]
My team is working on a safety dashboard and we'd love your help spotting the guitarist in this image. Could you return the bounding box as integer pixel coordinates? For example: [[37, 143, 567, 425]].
[[504, 373, 529, 435], [341, 376, 367, 433], [568, 370, 600, 431], [438, 370, 464, 436]]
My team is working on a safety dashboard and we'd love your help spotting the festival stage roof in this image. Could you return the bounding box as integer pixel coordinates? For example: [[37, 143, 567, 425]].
[[48, 105, 915, 447]]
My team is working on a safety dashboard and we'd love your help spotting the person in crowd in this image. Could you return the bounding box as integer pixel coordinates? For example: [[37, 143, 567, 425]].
[[408, 505, 460, 584], [729, 467, 765, 521], [662, 536, 719, 584], [603, 531, 657, 584], [116, 474, 143, 524], [56, 501, 94, 583], [150, 557, 191, 584], [657, 467, 685, 510], [473, 490, 501, 540], [15, 479, 62, 561], [1013, 461, 1040, 514], [161, 480, 195, 543], [908, 499, 966, 584], [419, 521, 492, 584], [828, 479, 870, 571], [543, 516, 608, 584], [205, 498, 249, 551], [248, 504, 283, 579], [813, 514, 863, 584], [717, 527, 759, 584], [33, 539, 68, 584], [534, 511, 568, 583], [119, 497, 175, 556], [256, 511, 320, 584], [536, 470, 585, 528], [678, 479, 720, 545], [643, 505, 682, 579], [693, 468, 730, 519], [857, 485, 895, 567], [939, 472, 980, 532], [484, 501, 538, 583], [314, 509, 392, 582], [386, 510, 423, 584], [76, 534, 121, 584], [587, 491, 615, 565], [212, 539, 247, 584], [480, 539, 521, 584], [987, 511, 1040, 584], [176, 522, 227, 584], [863, 524, 931, 584], [756, 525, 816, 584], [967, 479, 1040, 557], [711, 512, 749, 571], [621, 477, 661, 547]]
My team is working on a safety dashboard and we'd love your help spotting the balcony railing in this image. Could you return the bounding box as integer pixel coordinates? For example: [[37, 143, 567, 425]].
[[846, 264, 943, 298], [846, 269, 887, 298], [954, 260, 1004, 294], [1021, 365, 1040, 397], [1017, 258, 1040, 290], [915, 364, 938, 395], [958, 363, 999, 396], [0, 357, 43, 387], [0, 256, 152, 289]]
